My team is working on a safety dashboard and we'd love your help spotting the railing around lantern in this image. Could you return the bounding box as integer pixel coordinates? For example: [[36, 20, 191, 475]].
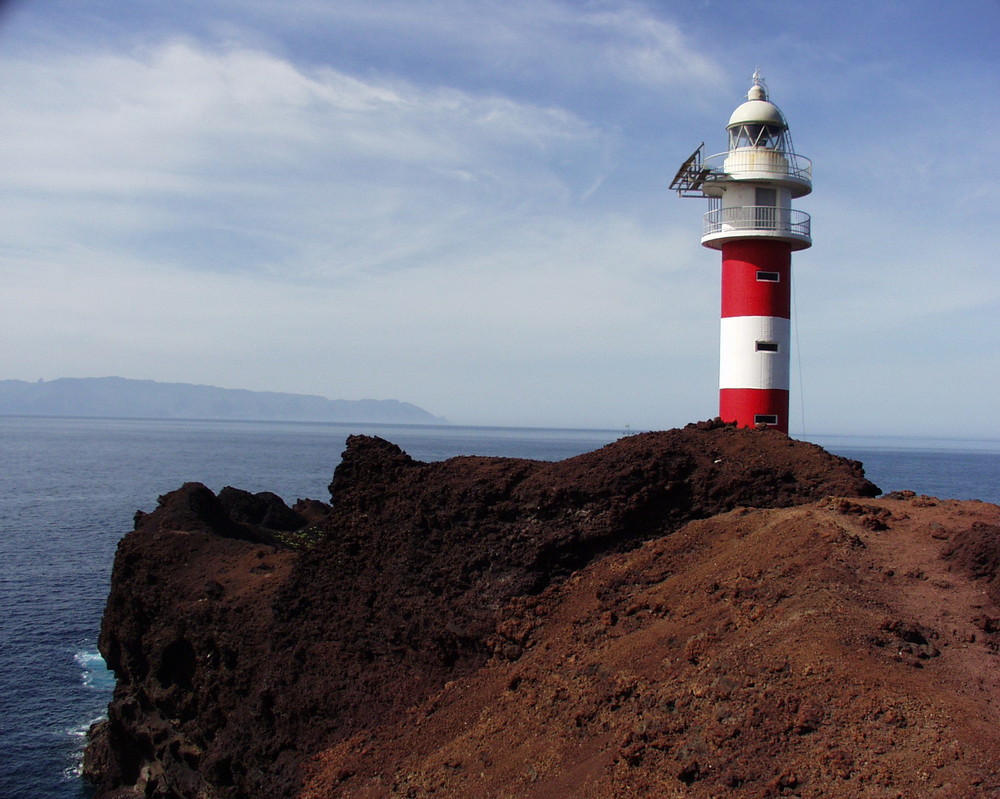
[[703, 206, 811, 239], [702, 150, 812, 186]]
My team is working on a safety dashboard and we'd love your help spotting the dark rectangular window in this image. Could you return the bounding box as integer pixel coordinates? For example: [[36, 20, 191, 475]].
[[755, 188, 777, 229], [755, 341, 779, 352], [755, 188, 777, 205], [756, 271, 780, 282], [754, 414, 779, 426]]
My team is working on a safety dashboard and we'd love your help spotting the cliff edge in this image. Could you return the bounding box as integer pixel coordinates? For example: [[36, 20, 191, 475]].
[[85, 423, 1000, 797]]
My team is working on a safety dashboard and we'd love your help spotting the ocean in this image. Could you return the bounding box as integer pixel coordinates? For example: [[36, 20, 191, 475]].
[[1, 416, 997, 799]]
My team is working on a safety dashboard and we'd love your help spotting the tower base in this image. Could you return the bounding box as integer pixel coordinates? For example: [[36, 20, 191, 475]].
[[719, 388, 789, 433]]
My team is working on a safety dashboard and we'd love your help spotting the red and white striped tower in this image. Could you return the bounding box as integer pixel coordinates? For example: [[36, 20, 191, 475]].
[[670, 71, 811, 433]]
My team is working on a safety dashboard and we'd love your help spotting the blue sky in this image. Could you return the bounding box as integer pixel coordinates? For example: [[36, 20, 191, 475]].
[[1, 0, 997, 435]]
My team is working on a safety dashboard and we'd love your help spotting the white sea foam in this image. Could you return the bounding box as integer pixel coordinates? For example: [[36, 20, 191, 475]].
[[61, 648, 114, 781], [62, 712, 106, 781], [75, 647, 115, 691], [64, 648, 110, 782]]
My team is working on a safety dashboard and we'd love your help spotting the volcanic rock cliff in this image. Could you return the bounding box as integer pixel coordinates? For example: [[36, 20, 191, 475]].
[[85, 423, 1000, 798]]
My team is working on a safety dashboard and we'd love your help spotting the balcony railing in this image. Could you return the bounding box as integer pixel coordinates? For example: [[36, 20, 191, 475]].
[[703, 150, 812, 186], [703, 206, 811, 239]]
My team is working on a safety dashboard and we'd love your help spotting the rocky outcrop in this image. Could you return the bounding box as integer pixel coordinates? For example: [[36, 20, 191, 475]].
[[304, 493, 1000, 798], [87, 422, 890, 798]]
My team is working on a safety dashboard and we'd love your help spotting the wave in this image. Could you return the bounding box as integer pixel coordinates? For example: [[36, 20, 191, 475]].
[[63, 647, 114, 783], [62, 712, 105, 782], [74, 647, 115, 692]]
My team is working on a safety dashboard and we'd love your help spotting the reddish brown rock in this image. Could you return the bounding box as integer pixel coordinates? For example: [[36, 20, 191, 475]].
[[303, 496, 1000, 799], [86, 422, 923, 799]]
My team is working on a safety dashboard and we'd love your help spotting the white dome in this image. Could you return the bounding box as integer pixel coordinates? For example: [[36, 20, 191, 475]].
[[727, 99, 786, 129]]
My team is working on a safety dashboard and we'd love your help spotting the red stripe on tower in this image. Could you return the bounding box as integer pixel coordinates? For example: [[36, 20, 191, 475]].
[[719, 388, 789, 428], [670, 70, 812, 434], [721, 240, 791, 319]]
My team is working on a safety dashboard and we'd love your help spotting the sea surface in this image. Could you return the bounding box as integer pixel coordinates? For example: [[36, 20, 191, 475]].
[[1, 416, 997, 799]]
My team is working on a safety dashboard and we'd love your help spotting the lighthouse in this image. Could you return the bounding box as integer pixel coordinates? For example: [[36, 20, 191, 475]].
[[670, 72, 811, 433]]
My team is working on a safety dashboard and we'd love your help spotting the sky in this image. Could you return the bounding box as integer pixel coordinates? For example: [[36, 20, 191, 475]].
[[1, 0, 997, 436]]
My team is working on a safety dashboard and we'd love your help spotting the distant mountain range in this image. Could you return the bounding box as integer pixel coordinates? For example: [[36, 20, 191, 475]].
[[0, 377, 446, 425]]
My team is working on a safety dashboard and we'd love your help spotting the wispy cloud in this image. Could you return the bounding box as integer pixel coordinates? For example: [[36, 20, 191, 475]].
[[200, 0, 727, 96], [0, 40, 613, 273]]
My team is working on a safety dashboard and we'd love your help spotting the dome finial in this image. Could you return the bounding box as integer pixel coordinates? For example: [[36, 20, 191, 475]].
[[748, 68, 767, 101]]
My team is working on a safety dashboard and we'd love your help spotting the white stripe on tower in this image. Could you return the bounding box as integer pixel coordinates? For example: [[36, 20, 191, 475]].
[[719, 316, 791, 389]]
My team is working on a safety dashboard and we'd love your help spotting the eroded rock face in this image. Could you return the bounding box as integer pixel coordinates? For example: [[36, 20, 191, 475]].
[[86, 423, 880, 799]]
